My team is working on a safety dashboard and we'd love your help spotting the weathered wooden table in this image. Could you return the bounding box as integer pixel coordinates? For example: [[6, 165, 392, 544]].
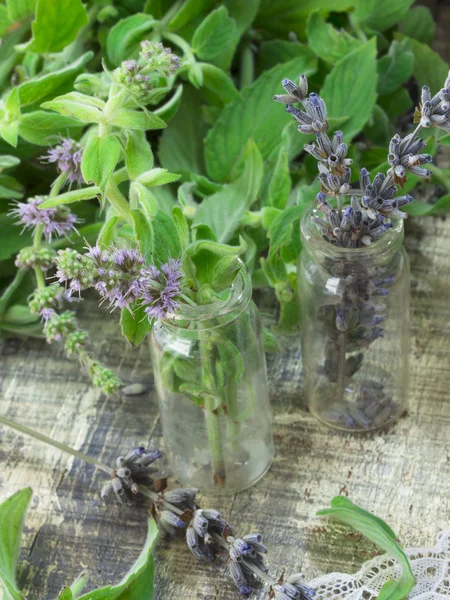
[[2, 5, 450, 598]]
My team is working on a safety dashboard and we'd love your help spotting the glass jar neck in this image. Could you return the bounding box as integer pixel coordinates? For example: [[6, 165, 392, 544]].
[[300, 203, 404, 266], [161, 263, 252, 332]]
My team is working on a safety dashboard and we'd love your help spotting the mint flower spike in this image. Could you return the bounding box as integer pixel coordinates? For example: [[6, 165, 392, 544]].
[[41, 137, 83, 186], [9, 196, 78, 242], [140, 40, 181, 76]]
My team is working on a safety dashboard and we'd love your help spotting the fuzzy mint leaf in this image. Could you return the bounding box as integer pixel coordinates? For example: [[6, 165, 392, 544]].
[[406, 36, 449, 94], [168, 0, 215, 30], [318, 497, 414, 600], [110, 108, 166, 131], [81, 135, 121, 189], [266, 147, 291, 209], [199, 63, 241, 104], [205, 57, 317, 182], [18, 0, 88, 53], [306, 11, 361, 65], [77, 518, 159, 600], [19, 111, 84, 146], [106, 14, 156, 66], [41, 92, 105, 123], [321, 38, 377, 142], [192, 6, 236, 60], [131, 208, 153, 261], [6, 0, 35, 22], [39, 186, 101, 208], [257, 40, 317, 72], [125, 131, 154, 180], [353, 0, 414, 32], [377, 40, 414, 96], [398, 6, 435, 45], [0, 487, 32, 600], [194, 140, 263, 243], [121, 304, 152, 347]]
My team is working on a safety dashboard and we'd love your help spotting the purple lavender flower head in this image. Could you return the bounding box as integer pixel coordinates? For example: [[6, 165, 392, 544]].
[[10, 196, 78, 242], [42, 137, 83, 185], [141, 258, 183, 321]]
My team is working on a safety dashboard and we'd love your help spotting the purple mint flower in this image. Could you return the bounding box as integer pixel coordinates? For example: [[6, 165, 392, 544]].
[[10, 197, 78, 242], [141, 258, 183, 321], [42, 138, 83, 185], [39, 308, 56, 321]]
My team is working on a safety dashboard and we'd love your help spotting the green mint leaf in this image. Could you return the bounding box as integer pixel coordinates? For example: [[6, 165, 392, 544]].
[[130, 183, 159, 219], [0, 214, 31, 260], [6, 0, 36, 22], [69, 571, 89, 598], [151, 210, 182, 265], [257, 39, 317, 72], [0, 174, 23, 199], [321, 38, 377, 141], [187, 62, 203, 89], [407, 36, 449, 93], [199, 63, 241, 104], [39, 186, 101, 208], [168, 0, 215, 30], [125, 131, 154, 180], [364, 105, 391, 147], [158, 87, 208, 177], [192, 6, 237, 60], [131, 208, 154, 261], [398, 6, 436, 45], [306, 11, 361, 65], [268, 204, 305, 258], [263, 327, 281, 353], [377, 40, 414, 96], [41, 92, 105, 123], [153, 84, 184, 123], [18, 0, 88, 53], [81, 135, 121, 189], [171, 206, 190, 250], [97, 215, 119, 249], [255, 0, 354, 37], [266, 147, 291, 209], [110, 108, 166, 131], [211, 255, 241, 289], [1, 88, 21, 147], [275, 294, 300, 332], [318, 497, 414, 600], [205, 57, 317, 182], [106, 14, 156, 67], [77, 518, 158, 600], [136, 168, 180, 187], [185, 236, 247, 259], [56, 588, 73, 600], [17, 52, 93, 108], [353, 0, 414, 32], [0, 23, 28, 89], [121, 304, 152, 347], [19, 111, 84, 146], [0, 487, 32, 600], [378, 87, 412, 121], [0, 156, 20, 170], [194, 140, 263, 243], [2, 305, 39, 326]]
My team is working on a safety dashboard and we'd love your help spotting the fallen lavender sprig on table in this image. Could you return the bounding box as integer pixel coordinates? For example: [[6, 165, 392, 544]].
[[273, 72, 449, 429]]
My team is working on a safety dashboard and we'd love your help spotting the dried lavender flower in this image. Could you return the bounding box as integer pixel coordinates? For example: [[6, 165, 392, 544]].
[[41, 137, 83, 185], [186, 509, 230, 561], [10, 196, 78, 242], [387, 133, 432, 186], [101, 447, 162, 503], [227, 534, 269, 597], [414, 78, 450, 131], [270, 574, 316, 600], [273, 75, 308, 104]]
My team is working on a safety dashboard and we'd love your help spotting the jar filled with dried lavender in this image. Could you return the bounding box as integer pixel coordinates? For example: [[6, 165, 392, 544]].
[[298, 203, 410, 431], [150, 264, 274, 493]]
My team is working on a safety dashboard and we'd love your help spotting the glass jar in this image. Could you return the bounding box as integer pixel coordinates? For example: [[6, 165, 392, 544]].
[[150, 264, 274, 494], [298, 204, 410, 432]]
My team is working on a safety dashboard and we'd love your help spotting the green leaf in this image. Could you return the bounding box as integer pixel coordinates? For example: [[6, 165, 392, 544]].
[[377, 40, 414, 96], [1, 88, 21, 147], [268, 203, 306, 259], [110, 109, 166, 131], [17, 52, 93, 108], [19, 111, 84, 146], [152, 210, 181, 265], [194, 140, 263, 243], [6, 0, 36, 21], [353, 0, 414, 32], [205, 57, 317, 182], [81, 135, 121, 189], [172, 206, 189, 250], [321, 38, 377, 142], [2, 305, 38, 325], [131, 209, 153, 261], [267, 147, 291, 209], [106, 14, 156, 67], [192, 6, 236, 60], [136, 168, 180, 187], [98, 215, 119, 249], [19, 0, 88, 53], [306, 11, 361, 65], [39, 186, 100, 208], [406, 194, 450, 217], [263, 327, 281, 352], [0, 214, 32, 260], [0, 174, 24, 200], [398, 6, 435, 45], [69, 571, 89, 598], [153, 85, 184, 123], [0, 156, 20, 170], [56, 588, 73, 600], [0, 487, 32, 600], [186, 236, 247, 258], [318, 497, 414, 600], [125, 131, 154, 180], [77, 518, 158, 600], [199, 63, 241, 104], [158, 87, 208, 177], [364, 105, 390, 147], [121, 305, 152, 347], [407, 37, 449, 94], [378, 87, 413, 121], [168, 0, 215, 29], [257, 39, 318, 72], [41, 92, 105, 123]]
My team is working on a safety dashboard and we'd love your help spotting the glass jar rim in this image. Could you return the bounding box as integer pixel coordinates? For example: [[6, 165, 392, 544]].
[[300, 202, 404, 258], [172, 259, 252, 323]]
